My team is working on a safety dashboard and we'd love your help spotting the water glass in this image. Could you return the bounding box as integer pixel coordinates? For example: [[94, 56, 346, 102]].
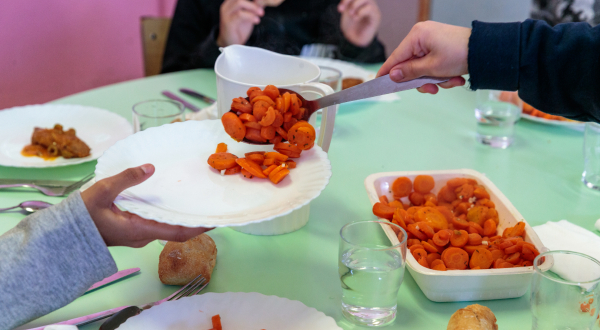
[[531, 250, 600, 330], [475, 90, 522, 148], [338, 220, 407, 327], [132, 99, 184, 133], [319, 66, 342, 92], [583, 122, 600, 190]]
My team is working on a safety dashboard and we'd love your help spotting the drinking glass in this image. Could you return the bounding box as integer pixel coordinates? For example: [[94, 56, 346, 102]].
[[475, 90, 522, 148], [338, 220, 407, 327], [132, 100, 184, 133], [583, 122, 600, 190], [319, 66, 342, 92], [531, 250, 600, 330]]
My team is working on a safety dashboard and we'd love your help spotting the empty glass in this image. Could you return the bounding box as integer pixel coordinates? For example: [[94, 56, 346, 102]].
[[338, 220, 407, 327], [319, 66, 342, 92], [583, 122, 600, 190], [475, 90, 522, 148], [531, 250, 600, 330], [132, 100, 184, 133]]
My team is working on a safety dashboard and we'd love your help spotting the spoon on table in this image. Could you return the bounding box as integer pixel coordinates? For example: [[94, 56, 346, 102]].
[[0, 201, 52, 214], [239, 75, 449, 145]]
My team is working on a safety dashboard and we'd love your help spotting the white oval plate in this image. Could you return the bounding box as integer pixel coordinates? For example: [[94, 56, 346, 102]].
[[0, 104, 133, 167], [118, 292, 341, 330], [95, 120, 332, 228], [521, 113, 585, 131]]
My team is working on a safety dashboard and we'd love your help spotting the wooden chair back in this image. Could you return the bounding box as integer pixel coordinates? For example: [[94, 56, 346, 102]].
[[141, 17, 172, 76]]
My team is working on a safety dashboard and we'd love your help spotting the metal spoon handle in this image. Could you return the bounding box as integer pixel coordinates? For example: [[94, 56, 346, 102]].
[[314, 75, 449, 109]]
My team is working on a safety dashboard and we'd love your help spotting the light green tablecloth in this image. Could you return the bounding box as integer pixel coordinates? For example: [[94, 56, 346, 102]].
[[3, 67, 599, 330]]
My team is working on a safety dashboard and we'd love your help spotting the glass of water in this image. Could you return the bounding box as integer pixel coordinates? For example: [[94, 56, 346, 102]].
[[583, 122, 600, 190], [531, 250, 600, 330], [132, 99, 184, 133], [319, 66, 342, 92], [338, 220, 407, 327], [475, 90, 522, 148]]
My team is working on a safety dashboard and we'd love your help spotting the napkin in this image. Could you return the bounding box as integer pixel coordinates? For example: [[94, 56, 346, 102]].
[[533, 220, 600, 285]]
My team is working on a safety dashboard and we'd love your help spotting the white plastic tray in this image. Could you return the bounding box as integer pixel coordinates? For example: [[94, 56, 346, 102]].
[[364, 169, 546, 302]]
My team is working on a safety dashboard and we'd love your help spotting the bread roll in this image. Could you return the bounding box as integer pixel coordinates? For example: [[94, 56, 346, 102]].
[[158, 234, 217, 285], [447, 304, 498, 330]]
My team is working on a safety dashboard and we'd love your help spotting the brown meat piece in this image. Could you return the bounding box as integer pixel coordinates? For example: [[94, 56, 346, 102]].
[[30, 124, 90, 158], [447, 304, 498, 330]]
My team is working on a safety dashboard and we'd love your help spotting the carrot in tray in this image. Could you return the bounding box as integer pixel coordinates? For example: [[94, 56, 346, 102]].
[[450, 230, 469, 248], [392, 177, 412, 198], [470, 248, 494, 269], [433, 230, 451, 247], [413, 175, 435, 194], [372, 202, 397, 220], [442, 247, 470, 270]]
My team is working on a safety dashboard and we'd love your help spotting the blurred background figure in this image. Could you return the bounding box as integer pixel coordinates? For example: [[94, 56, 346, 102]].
[[161, 0, 386, 73], [531, 0, 600, 25]]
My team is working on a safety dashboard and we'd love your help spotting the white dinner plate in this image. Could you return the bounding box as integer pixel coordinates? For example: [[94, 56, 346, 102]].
[[95, 120, 332, 228], [118, 292, 342, 330], [0, 104, 133, 167], [521, 113, 585, 131]]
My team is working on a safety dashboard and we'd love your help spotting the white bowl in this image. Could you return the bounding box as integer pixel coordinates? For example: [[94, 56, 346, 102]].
[[364, 169, 546, 302]]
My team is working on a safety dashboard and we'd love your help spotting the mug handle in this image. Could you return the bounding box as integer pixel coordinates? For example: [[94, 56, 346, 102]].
[[292, 82, 337, 153]]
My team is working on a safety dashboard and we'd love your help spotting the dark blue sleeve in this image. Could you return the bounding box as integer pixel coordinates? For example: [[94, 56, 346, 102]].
[[468, 19, 600, 123]]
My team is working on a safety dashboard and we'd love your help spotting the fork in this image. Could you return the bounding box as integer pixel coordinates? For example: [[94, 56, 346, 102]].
[[0, 173, 95, 197]]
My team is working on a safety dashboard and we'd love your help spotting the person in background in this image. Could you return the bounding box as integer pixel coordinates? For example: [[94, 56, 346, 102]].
[[161, 0, 385, 73], [376, 19, 600, 123], [531, 0, 600, 26], [0, 164, 211, 329]]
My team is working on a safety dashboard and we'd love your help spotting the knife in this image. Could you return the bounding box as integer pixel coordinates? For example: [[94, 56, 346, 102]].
[[26, 268, 140, 330], [161, 91, 201, 113], [0, 179, 80, 187], [85, 268, 140, 294], [179, 88, 216, 104]]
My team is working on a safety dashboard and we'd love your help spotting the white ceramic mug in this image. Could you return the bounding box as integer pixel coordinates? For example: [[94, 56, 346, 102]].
[[215, 45, 337, 152]]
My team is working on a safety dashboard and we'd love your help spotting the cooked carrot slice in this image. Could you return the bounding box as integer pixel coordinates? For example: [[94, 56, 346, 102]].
[[432, 263, 447, 271], [505, 252, 521, 264], [483, 219, 497, 237], [283, 111, 293, 123], [391, 177, 412, 198], [426, 252, 441, 265], [442, 247, 469, 270], [468, 233, 483, 246], [244, 121, 262, 130], [250, 95, 275, 106], [215, 143, 227, 153], [270, 135, 283, 145], [265, 152, 288, 162], [423, 242, 439, 254], [409, 244, 425, 254], [283, 117, 298, 131], [417, 222, 435, 238], [235, 158, 267, 179], [211, 314, 222, 330], [470, 248, 493, 269], [450, 230, 469, 247], [274, 142, 302, 158], [263, 164, 278, 176], [239, 113, 257, 122], [417, 255, 429, 268], [446, 178, 469, 189], [463, 245, 485, 256], [414, 207, 448, 231], [260, 125, 276, 140], [467, 205, 489, 226], [248, 89, 266, 102], [432, 230, 450, 247], [287, 121, 316, 150], [221, 112, 246, 142], [491, 249, 505, 261], [504, 244, 522, 255], [263, 85, 280, 101], [455, 184, 475, 200], [388, 200, 403, 209], [241, 168, 253, 179], [473, 185, 490, 199], [272, 111, 284, 127], [224, 165, 241, 175], [412, 248, 428, 260], [246, 87, 261, 97], [285, 160, 296, 169], [392, 209, 408, 230], [438, 185, 457, 202], [246, 153, 265, 165], [245, 127, 267, 143], [269, 167, 290, 184], [373, 202, 397, 220], [468, 222, 484, 235], [253, 100, 270, 121], [409, 192, 425, 206], [407, 239, 421, 247], [231, 97, 252, 113], [275, 127, 288, 140], [282, 92, 291, 113], [431, 259, 444, 268], [407, 223, 428, 240], [259, 107, 277, 126], [207, 152, 238, 170], [414, 175, 435, 194]]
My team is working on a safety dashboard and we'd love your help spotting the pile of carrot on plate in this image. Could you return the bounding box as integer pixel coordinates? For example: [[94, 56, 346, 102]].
[[372, 175, 540, 271]]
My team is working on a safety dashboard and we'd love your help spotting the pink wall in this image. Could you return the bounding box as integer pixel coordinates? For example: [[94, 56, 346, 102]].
[[0, 0, 177, 109]]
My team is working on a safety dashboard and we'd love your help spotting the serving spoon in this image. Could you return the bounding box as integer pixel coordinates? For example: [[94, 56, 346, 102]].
[[239, 75, 449, 145], [0, 200, 52, 214]]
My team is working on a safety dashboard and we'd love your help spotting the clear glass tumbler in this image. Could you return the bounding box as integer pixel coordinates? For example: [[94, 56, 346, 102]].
[[132, 99, 184, 133], [475, 90, 522, 148], [319, 66, 342, 92], [531, 250, 600, 330], [338, 220, 407, 327], [583, 122, 600, 190]]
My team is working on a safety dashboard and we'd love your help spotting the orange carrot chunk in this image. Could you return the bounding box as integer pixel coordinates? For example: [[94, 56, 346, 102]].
[[442, 247, 470, 270]]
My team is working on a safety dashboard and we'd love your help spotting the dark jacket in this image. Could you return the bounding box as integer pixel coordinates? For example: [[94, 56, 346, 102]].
[[161, 0, 386, 73], [469, 19, 600, 122]]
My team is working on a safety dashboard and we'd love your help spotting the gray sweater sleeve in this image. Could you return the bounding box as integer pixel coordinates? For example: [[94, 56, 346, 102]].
[[0, 192, 117, 329]]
